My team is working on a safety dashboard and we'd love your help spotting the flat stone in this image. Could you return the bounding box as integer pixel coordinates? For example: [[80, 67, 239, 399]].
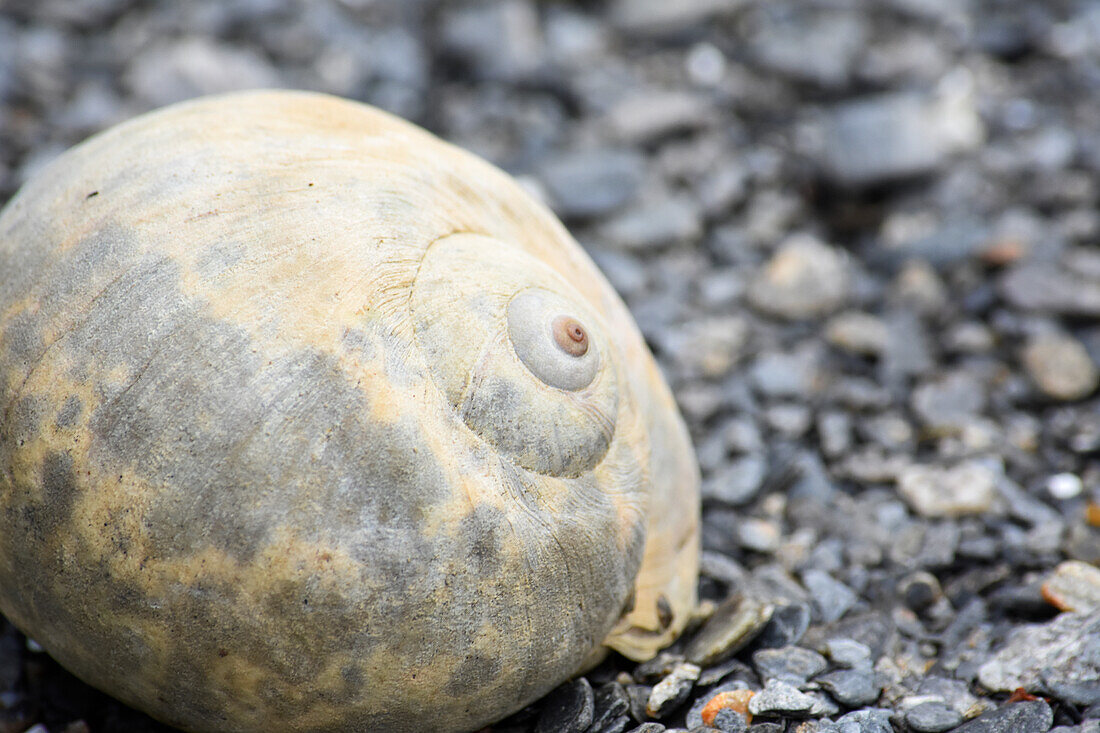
[[896, 460, 999, 517], [752, 646, 828, 686], [811, 81, 983, 186], [1022, 332, 1099, 401], [600, 195, 703, 251], [538, 148, 645, 219], [823, 638, 872, 671], [832, 708, 894, 733], [815, 669, 881, 707], [536, 677, 595, 733], [438, 0, 543, 81], [905, 701, 964, 732], [605, 91, 714, 144], [753, 602, 812, 649], [125, 36, 280, 107], [999, 262, 1100, 316], [702, 455, 768, 507], [749, 9, 866, 89], [950, 700, 1053, 733], [1041, 560, 1100, 612], [609, 0, 744, 36], [647, 662, 701, 719], [747, 235, 849, 320], [747, 679, 817, 717], [824, 311, 889, 356], [749, 349, 819, 398], [591, 682, 633, 733], [686, 595, 773, 667], [978, 609, 1100, 701], [801, 569, 858, 624], [911, 372, 988, 431]]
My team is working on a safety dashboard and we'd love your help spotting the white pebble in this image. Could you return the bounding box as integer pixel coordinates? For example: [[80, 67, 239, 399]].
[[1048, 472, 1083, 500]]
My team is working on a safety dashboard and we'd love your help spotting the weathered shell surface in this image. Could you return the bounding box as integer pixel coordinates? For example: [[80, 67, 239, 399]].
[[0, 91, 699, 733]]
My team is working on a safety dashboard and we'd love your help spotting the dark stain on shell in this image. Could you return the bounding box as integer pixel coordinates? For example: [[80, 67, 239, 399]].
[[54, 395, 83, 429]]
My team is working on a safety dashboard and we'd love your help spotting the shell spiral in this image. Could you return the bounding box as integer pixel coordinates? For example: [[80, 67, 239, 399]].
[[0, 91, 699, 733]]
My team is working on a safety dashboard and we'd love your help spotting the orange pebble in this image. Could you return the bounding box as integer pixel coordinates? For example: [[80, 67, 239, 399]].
[[700, 689, 755, 726], [1086, 502, 1100, 528]]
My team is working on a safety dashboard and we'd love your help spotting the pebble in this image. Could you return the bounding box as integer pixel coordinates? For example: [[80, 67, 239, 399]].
[[590, 682, 632, 733], [647, 663, 701, 719], [811, 80, 983, 186], [702, 455, 768, 507], [978, 609, 1100, 700], [537, 148, 645, 219], [747, 679, 817, 717], [1047, 473, 1084, 500], [438, 0, 543, 81], [1021, 332, 1099, 401], [737, 518, 782, 554], [753, 602, 812, 649], [685, 595, 773, 668], [749, 349, 819, 399], [1040, 560, 1100, 613], [752, 646, 828, 686], [536, 677, 595, 733], [830, 708, 894, 733], [627, 724, 667, 733], [910, 372, 988, 432], [711, 708, 748, 732], [124, 37, 280, 106], [998, 262, 1100, 317], [801, 569, 858, 624], [748, 9, 866, 89], [823, 638, 873, 671], [895, 461, 998, 517], [605, 92, 714, 145], [950, 700, 1053, 733], [608, 0, 742, 36], [747, 235, 850, 320], [905, 701, 963, 732], [600, 196, 704, 251], [815, 669, 882, 707], [824, 311, 889, 356]]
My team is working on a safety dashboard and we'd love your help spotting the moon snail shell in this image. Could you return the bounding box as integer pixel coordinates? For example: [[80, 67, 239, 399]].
[[0, 90, 701, 733]]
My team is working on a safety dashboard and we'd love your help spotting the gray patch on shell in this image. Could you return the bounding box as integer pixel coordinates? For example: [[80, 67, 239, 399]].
[[340, 327, 377, 361], [458, 503, 507, 577], [462, 373, 610, 478], [8, 394, 46, 445], [445, 653, 503, 697], [192, 240, 245, 281], [55, 395, 83, 429]]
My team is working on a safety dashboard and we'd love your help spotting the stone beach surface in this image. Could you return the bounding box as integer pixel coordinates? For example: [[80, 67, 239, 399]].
[[1, 1, 1099, 732]]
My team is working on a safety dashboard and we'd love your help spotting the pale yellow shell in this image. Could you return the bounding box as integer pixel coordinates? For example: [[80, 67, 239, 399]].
[[0, 90, 699, 732]]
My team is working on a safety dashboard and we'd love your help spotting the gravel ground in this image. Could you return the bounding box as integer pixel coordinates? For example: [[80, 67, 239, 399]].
[[2, 1, 1100, 732]]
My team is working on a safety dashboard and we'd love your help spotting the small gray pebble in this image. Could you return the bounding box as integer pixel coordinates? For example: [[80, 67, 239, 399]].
[[627, 724, 667, 733], [802, 569, 858, 624], [906, 701, 964, 732], [816, 669, 881, 707], [754, 603, 811, 649], [747, 679, 817, 716], [752, 646, 828, 686], [824, 638, 873, 670], [834, 708, 894, 733], [712, 708, 748, 733]]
